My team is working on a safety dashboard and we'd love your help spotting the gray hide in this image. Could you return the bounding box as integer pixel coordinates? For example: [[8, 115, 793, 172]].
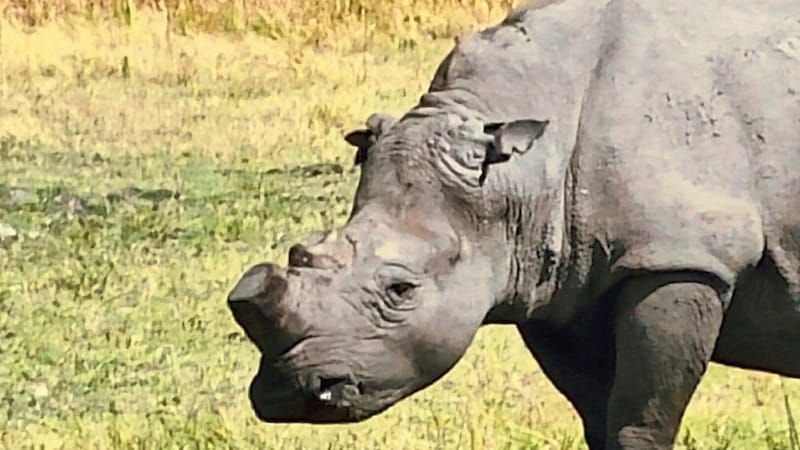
[[227, 1, 800, 449]]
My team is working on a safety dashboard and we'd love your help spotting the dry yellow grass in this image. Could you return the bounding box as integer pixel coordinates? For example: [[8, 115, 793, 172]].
[[1, 2, 799, 449], [2, 0, 524, 48], [0, 1, 543, 164]]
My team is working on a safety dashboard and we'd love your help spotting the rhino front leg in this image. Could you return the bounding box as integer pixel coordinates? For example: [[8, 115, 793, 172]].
[[605, 271, 726, 450], [519, 315, 615, 449]]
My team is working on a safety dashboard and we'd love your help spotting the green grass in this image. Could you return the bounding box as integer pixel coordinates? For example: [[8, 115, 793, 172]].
[[1, 8, 799, 450]]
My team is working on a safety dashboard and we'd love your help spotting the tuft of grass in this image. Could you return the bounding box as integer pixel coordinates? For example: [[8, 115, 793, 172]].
[[1, 2, 799, 449], [783, 378, 800, 450]]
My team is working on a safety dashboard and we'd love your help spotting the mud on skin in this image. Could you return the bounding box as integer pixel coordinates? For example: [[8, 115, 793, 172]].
[[227, 0, 800, 448]]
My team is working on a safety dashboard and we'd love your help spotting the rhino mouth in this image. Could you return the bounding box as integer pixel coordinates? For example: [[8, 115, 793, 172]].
[[248, 370, 371, 423], [315, 376, 365, 404]]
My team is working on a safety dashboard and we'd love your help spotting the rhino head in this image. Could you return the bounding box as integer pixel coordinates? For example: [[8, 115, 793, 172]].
[[227, 105, 552, 423]]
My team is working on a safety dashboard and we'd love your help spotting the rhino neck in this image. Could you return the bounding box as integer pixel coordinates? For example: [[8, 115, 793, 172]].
[[423, 0, 618, 325], [478, 125, 574, 325]]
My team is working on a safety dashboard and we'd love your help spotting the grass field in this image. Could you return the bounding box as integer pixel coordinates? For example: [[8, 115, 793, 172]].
[[1, 3, 799, 449]]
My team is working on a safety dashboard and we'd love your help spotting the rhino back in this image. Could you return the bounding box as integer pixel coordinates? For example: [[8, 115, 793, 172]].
[[418, 0, 800, 311], [426, 0, 608, 149], [562, 0, 800, 298]]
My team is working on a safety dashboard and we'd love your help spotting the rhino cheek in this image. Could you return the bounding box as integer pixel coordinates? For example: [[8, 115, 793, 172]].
[[414, 320, 479, 378], [410, 268, 495, 379]]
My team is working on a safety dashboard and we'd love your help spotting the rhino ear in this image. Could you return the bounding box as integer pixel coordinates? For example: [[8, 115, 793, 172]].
[[482, 119, 549, 165], [344, 129, 374, 165], [344, 113, 397, 166]]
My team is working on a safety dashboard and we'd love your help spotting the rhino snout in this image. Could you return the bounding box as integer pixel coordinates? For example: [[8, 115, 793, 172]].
[[228, 263, 287, 303], [227, 263, 301, 359]]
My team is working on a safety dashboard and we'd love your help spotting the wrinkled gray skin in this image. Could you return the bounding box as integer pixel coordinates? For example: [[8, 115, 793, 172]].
[[226, 0, 800, 448]]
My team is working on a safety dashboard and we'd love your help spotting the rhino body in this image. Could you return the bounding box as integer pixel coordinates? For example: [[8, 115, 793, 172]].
[[227, 0, 800, 448]]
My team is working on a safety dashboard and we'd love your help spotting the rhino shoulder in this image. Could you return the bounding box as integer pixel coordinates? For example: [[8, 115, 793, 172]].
[[599, 174, 766, 293]]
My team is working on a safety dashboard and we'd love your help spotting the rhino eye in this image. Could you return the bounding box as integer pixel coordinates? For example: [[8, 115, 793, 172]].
[[386, 282, 417, 300]]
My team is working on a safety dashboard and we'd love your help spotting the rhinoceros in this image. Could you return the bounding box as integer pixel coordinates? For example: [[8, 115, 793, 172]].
[[226, 0, 800, 448]]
